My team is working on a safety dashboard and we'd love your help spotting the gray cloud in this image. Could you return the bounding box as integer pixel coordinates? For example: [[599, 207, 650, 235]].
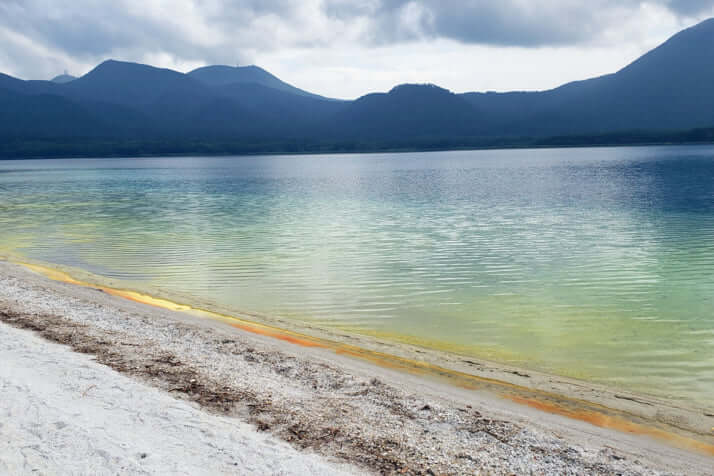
[[360, 1, 605, 45], [0, 1, 254, 64], [667, 0, 714, 15], [0, 0, 712, 81], [339, 1, 714, 46]]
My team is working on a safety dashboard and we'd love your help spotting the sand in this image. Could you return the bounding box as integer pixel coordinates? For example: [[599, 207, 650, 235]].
[[0, 321, 356, 475], [1, 259, 712, 475]]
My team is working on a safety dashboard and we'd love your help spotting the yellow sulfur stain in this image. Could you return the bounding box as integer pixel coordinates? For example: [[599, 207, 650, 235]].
[[22, 263, 85, 286]]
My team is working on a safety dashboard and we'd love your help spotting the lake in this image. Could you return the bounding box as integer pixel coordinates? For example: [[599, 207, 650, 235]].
[[1, 146, 713, 408]]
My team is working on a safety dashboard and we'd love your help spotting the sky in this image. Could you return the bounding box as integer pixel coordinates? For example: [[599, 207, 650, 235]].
[[1, 1, 713, 99]]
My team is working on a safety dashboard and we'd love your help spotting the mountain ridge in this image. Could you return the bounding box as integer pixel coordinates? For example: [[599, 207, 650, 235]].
[[1, 18, 714, 157], [188, 65, 332, 101]]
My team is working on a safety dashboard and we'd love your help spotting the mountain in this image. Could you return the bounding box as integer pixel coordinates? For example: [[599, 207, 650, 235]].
[[0, 88, 110, 138], [326, 17, 714, 140], [0, 72, 57, 95], [327, 84, 483, 139], [0, 72, 26, 92], [188, 65, 330, 100], [213, 82, 345, 133], [51, 74, 77, 84], [2, 18, 714, 157], [462, 18, 714, 136], [64, 60, 209, 107], [0, 60, 344, 142], [56, 61, 280, 138]]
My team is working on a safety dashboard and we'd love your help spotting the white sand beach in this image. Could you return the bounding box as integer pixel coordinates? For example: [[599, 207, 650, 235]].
[[0, 321, 355, 475]]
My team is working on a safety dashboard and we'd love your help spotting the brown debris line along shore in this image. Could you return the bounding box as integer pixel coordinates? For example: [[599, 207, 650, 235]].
[[0, 263, 712, 475]]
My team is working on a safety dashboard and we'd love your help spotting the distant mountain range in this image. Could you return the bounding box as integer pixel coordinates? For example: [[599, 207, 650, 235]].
[[2, 18, 714, 158]]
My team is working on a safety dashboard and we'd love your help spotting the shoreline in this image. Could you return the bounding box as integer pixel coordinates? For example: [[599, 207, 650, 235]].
[[8, 256, 714, 442], [1, 258, 713, 474], [2, 137, 714, 162]]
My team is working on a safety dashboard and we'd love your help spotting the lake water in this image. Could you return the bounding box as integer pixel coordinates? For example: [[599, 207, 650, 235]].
[[1, 147, 713, 408]]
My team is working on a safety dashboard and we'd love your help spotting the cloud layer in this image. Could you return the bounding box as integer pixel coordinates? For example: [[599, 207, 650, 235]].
[[359, 1, 714, 45], [0, 1, 712, 96]]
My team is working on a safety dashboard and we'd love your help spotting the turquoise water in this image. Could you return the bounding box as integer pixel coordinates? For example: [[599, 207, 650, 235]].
[[1, 147, 713, 407]]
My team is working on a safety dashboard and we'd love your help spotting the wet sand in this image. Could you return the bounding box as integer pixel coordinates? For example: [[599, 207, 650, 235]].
[[1, 259, 712, 474]]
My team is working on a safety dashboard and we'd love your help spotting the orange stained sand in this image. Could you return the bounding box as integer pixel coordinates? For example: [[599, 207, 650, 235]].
[[335, 347, 426, 373], [228, 322, 327, 348], [507, 395, 714, 457], [15, 258, 714, 457], [346, 348, 714, 456]]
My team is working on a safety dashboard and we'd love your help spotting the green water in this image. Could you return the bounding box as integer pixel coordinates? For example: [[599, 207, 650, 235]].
[[1, 147, 713, 407]]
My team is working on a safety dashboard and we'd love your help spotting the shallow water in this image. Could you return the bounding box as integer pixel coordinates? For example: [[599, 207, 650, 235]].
[[1, 147, 713, 407]]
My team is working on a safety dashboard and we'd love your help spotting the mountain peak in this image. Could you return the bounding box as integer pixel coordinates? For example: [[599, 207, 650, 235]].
[[615, 16, 714, 79], [188, 64, 274, 85], [188, 64, 329, 100], [388, 83, 452, 96], [68, 59, 205, 106], [88, 59, 183, 77], [51, 74, 77, 84], [195, 64, 264, 72]]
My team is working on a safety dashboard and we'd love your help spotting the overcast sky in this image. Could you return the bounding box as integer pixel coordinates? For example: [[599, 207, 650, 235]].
[[1, 1, 713, 99]]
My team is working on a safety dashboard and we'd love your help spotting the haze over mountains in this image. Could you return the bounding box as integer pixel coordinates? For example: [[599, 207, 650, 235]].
[[1, 18, 714, 157]]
